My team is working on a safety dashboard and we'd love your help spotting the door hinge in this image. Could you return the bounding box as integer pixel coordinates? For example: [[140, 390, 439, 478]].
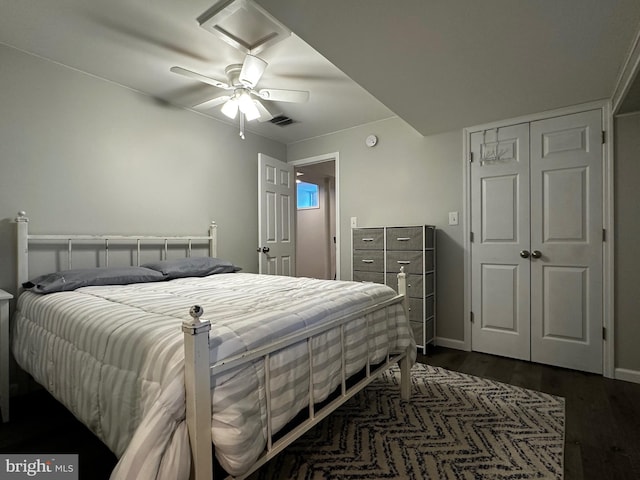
[[603, 228, 606, 242], [469, 151, 474, 163], [470, 311, 475, 323], [602, 130, 606, 144], [602, 326, 607, 340], [470, 231, 474, 243]]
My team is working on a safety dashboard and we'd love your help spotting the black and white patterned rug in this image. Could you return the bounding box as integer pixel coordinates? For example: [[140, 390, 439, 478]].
[[250, 363, 564, 479]]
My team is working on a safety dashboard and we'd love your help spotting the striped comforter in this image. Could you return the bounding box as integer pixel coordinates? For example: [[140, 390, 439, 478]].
[[12, 273, 415, 479]]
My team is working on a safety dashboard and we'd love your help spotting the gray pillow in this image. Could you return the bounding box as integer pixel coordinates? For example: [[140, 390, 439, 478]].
[[23, 266, 165, 294], [142, 257, 241, 280]]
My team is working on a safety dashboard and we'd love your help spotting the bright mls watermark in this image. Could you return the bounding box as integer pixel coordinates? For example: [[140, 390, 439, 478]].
[[0, 455, 78, 480]]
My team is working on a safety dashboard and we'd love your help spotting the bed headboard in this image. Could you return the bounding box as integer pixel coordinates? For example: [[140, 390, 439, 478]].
[[15, 211, 218, 293]]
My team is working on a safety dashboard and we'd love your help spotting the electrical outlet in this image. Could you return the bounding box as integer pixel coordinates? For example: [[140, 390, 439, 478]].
[[448, 211, 459, 225]]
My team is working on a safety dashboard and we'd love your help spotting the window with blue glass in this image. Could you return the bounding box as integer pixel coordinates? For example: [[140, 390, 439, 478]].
[[297, 181, 319, 209]]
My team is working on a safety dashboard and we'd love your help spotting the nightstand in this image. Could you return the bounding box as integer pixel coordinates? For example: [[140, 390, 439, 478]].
[[0, 289, 13, 423]]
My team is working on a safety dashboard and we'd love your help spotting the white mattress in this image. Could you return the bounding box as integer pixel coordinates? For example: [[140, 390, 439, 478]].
[[12, 273, 415, 479]]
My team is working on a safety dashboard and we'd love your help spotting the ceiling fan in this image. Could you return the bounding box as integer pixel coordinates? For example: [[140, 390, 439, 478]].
[[171, 54, 309, 126]]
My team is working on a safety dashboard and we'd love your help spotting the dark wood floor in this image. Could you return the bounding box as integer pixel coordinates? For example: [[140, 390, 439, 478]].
[[1, 347, 639, 479]]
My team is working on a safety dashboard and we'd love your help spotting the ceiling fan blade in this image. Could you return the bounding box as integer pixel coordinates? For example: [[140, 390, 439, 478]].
[[254, 100, 278, 123], [257, 88, 309, 103], [239, 54, 268, 88], [193, 94, 232, 109], [170, 66, 230, 90]]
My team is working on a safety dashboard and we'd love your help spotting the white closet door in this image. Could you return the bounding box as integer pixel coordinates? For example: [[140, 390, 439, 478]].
[[470, 123, 531, 360], [530, 110, 603, 373]]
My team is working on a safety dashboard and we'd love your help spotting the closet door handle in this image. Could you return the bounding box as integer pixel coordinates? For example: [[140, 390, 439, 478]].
[[531, 250, 542, 259], [519, 250, 530, 258]]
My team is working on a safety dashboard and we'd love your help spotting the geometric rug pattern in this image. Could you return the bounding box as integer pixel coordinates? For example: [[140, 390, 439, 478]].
[[249, 363, 565, 479]]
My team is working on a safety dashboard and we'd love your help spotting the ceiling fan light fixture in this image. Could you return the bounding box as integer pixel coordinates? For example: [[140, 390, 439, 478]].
[[221, 98, 239, 119], [238, 91, 260, 121], [243, 102, 261, 121]]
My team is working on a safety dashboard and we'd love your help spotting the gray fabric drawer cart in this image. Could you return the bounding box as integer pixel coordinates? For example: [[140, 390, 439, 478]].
[[352, 225, 436, 353]]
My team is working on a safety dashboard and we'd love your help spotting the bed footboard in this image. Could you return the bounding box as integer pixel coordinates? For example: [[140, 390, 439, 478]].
[[184, 269, 413, 480]]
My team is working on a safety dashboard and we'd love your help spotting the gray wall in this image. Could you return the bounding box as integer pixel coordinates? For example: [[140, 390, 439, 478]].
[[287, 117, 465, 343], [0, 44, 286, 298], [614, 112, 640, 372], [288, 112, 640, 374], [3, 42, 636, 374]]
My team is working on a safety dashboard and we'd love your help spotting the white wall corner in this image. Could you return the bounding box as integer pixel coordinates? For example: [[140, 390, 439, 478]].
[[612, 22, 640, 114]]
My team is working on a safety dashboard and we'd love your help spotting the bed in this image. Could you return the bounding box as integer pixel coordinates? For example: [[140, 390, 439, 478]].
[[10, 212, 416, 480]]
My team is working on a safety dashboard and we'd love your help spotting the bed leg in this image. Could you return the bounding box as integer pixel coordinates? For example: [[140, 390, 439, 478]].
[[183, 306, 213, 480], [396, 267, 412, 401], [399, 348, 412, 401]]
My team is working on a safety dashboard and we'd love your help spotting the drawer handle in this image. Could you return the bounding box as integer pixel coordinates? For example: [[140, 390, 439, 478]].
[[362, 238, 374, 242], [396, 237, 411, 241], [361, 259, 374, 264], [397, 260, 411, 265]]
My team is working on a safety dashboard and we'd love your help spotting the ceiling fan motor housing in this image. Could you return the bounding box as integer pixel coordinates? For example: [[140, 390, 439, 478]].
[[225, 64, 244, 87]]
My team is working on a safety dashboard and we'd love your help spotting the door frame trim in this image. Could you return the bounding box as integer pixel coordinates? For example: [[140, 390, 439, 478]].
[[462, 100, 614, 378], [289, 152, 341, 280]]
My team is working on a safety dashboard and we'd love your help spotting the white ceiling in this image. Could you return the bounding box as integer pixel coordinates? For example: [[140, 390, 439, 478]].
[[255, 0, 640, 135], [0, 0, 395, 144], [1, 0, 640, 144]]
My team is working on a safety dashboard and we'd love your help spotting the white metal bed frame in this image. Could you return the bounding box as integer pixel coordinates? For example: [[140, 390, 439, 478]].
[[13, 211, 413, 480]]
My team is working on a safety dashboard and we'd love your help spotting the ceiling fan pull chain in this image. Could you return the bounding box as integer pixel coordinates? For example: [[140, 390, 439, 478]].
[[239, 113, 246, 140]]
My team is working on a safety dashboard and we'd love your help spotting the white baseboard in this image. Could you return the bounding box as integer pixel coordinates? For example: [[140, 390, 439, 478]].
[[434, 337, 469, 351], [614, 367, 640, 384]]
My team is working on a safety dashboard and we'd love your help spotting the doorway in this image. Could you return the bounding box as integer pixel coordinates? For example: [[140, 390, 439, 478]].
[[291, 153, 339, 280]]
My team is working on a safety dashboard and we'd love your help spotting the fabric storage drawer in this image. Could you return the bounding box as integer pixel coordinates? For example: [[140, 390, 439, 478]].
[[410, 320, 424, 345], [407, 297, 423, 323], [424, 227, 435, 249], [386, 227, 423, 251], [386, 273, 423, 299], [411, 318, 434, 346], [352, 228, 384, 250], [426, 294, 435, 317], [353, 250, 384, 272], [386, 251, 423, 274], [425, 272, 435, 295], [424, 250, 435, 271], [426, 318, 435, 344], [353, 271, 384, 284]]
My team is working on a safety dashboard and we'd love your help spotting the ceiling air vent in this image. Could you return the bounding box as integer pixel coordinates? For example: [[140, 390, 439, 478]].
[[269, 115, 295, 126]]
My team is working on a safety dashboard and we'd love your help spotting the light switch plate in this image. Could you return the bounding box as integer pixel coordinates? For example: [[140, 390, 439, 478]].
[[350, 216, 358, 228], [448, 212, 459, 225]]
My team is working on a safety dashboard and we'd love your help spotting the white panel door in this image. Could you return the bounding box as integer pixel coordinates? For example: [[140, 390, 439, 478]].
[[530, 110, 603, 373], [470, 110, 603, 374], [471, 123, 531, 360], [258, 153, 295, 276]]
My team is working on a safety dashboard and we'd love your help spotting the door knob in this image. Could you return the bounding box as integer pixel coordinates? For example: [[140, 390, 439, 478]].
[[519, 250, 530, 258], [531, 250, 542, 259], [256, 246, 270, 254]]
